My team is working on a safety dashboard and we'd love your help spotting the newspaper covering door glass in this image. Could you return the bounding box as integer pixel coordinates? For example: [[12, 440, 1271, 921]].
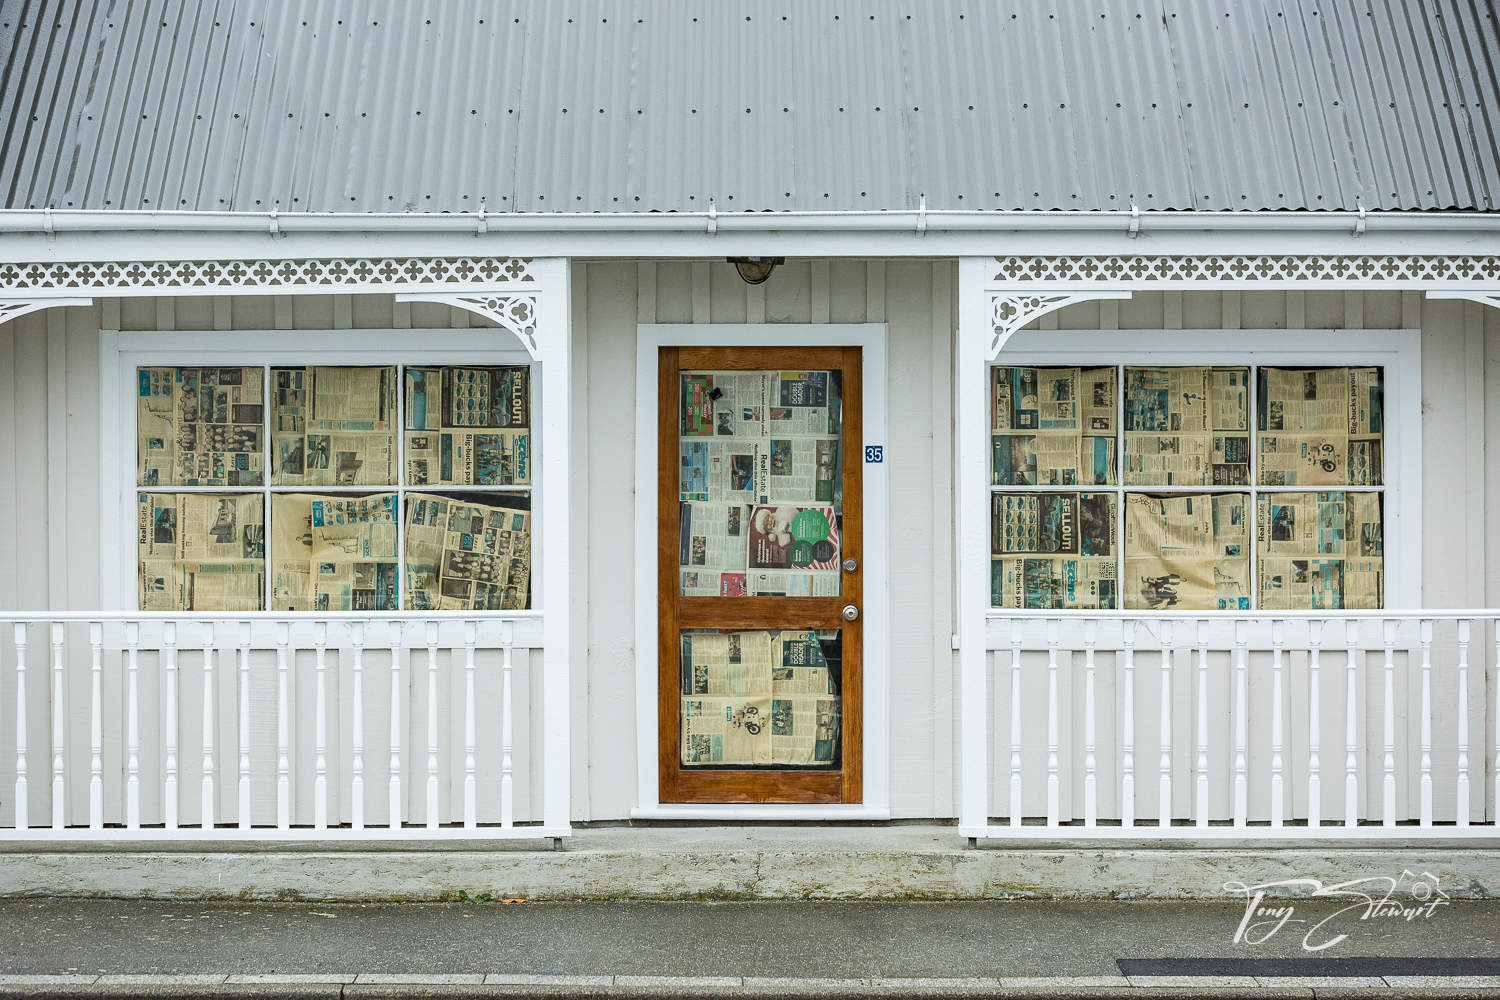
[[659, 346, 863, 804]]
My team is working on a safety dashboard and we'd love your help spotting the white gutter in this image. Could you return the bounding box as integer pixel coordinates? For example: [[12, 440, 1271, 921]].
[[0, 208, 1497, 236]]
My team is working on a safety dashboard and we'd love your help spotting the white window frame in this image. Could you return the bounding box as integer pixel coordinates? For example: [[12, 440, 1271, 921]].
[[993, 328, 1421, 612], [631, 323, 891, 821], [99, 328, 540, 615]]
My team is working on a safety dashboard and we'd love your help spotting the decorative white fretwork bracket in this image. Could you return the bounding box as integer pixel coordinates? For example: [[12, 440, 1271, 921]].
[[393, 292, 541, 359], [0, 297, 93, 326], [1424, 290, 1500, 313], [989, 291, 1133, 358]]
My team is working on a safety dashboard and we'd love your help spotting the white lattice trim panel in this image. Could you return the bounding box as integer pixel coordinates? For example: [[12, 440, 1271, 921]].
[[991, 254, 1500, 287], [394, 292, 540, 357], [0, 256, 536, 294]]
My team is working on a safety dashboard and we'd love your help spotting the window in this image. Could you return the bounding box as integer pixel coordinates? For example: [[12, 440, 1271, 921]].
[[126, 348, 534, 613], [989, 341, 1398, 612]]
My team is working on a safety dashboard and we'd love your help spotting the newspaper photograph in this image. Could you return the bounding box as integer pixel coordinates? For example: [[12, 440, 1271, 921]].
[[679, 502, 750, 597], [270, 493, 398, 611], [1258, 367, 1383, 486], [1257, 491, 1383, 609], [679, 370, 844, 596], [679, 629, 840, 767], [1124, 493, 1250, 610], [270, 366, 396, 486], [404, 492, 531, 610], [137, 366, 265, 487], [405, 366, 531, 487], [1123, 366, 1250, 486], [991, 366, 1116, 486], [137, 492, 264, 610], [990, 492, 1117, 609]]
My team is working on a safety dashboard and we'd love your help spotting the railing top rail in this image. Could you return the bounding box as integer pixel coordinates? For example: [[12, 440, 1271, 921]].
[[0, 610, 544, 623], [985, 609, 1499, 621]]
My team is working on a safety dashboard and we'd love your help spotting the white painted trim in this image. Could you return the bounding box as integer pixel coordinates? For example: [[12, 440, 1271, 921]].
[[634, 324, 890, 817], [100, 329, 536, 613], [997, 328, 1421, 611]]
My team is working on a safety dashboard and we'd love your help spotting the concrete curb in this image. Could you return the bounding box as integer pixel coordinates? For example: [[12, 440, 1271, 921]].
[[0, 977, 1499, 999], [2, 837, 1499, 900]]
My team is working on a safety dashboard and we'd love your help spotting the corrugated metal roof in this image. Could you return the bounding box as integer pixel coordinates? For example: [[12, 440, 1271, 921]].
[[1, 0, 1496, 214]]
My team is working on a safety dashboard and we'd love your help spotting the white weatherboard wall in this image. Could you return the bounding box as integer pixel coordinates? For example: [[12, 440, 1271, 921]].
[[0, 269, 1497, 822]]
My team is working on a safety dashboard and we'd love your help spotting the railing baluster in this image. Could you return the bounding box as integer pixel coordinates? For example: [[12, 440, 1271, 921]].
[[125, 621, 140, 830], [1270, 619, 1284, 828], [163, 622, 179, 831], [501, 621, 515, 828], [275, 621, 290, 830], [350, 623, 365, 831], [1008, 619, 1023, 827], [1121, 620, 1135, 828], [1158, 620, 1172, 828], [1307, 621, 1322, 829], [1381, 618, 1396, 827], [1418, 619, 1433, 827], [1232, 619, 1247, 827], [1045, 619, 1060, 828], [1345, 619, 1360, 827], [201, 623, 215, 829], [14, 623, 28, 830], [237, 622, 251, 829], [425, 621, 440, 830], [313, 621, 328, 830], [463, 621, 478, 829], [1194, 620, 1209, 828], [1082, 619, 1097, 827], [88, 622, 102, 829], [1455, 619, 1470, 828], [389, 622, 403, 830], [50, 623, 65, 830]]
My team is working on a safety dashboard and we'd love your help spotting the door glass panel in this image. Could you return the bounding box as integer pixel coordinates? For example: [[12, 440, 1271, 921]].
[[678, 370, 843, 597], [679, 628, 842, 769]]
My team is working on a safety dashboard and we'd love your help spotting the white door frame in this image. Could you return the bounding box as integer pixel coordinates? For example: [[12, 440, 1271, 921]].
[[632, 323, 891, 820]]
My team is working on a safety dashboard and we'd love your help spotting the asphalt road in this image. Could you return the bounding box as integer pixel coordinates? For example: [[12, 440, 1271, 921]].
[[0, 899, 1496, 979]]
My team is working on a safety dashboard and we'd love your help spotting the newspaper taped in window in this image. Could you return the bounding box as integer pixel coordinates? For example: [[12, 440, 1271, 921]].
[[405, 366, 531, 487], [137, 367, 265, 486], [1124, 493, 1251, 610], [991, 366, 1116, 486], [1257, 491, 1383, 609], [680, 629, 840, 767], [404, 492, 531, 610], [138, 492, 264, 610], [270, 493, 398, 611], [1124, 366, 1250, 485], [1258, 367, 1383, 486], [270, 366, 396, 486], [991, 492, 1117, 609]]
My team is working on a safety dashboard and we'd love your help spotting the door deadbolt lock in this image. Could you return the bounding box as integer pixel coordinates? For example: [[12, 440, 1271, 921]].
[[842, 558, 858, 573], [841, 604, 860, 622]]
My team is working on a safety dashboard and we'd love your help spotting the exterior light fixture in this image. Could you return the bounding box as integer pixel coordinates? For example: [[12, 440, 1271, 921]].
[[728, 257, 784, 285]]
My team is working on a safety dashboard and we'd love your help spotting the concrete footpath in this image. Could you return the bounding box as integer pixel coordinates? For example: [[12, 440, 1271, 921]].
[[3, 826, 1499, 901], [0, 899, 1498, 998]]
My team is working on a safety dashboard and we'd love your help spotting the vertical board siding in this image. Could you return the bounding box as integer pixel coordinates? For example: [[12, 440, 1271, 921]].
[[0, 281, 1493, 823]]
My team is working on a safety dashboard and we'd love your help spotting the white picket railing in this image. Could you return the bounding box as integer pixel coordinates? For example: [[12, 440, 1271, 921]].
[[0, 612, 567, 843], [969, 611, 1500, 840]]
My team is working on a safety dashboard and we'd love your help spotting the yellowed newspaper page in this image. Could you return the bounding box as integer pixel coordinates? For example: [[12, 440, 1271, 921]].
[[1124, 366, 1249, 486], [270, 366, 396, 486], [1124, 493, 1250, 610], [992, 366, 1116, 486], [404, 366, 531, 486], [1257, 491, 1382, 609], [404, 493, 531, 610], [137, 367, 265, 486], [138, 493, 264, 610], [1259, 367, 1383, 486], [271, 494, 398, 611], [990, 492, 1117, 609]]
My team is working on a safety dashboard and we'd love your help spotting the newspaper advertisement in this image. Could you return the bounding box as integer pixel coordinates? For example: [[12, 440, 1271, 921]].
[[138, 492, 264, 610], [1124, 493, 1250, 610], [991, 366, 1116, 486], [404, 492, 531, 610], [137, 367, 265, 487], [679, 629, 840, 767], [270, 493, 398, 611], [679, 502, 750, 597], [270, 366, 396, 486], [990, 492, 1117, 609], [1124, 366, 1250, 486], [679, 370, 842, 596], [1258, 367, 1383, 486], [1257, 491, 1383, 609], [405, 366, 531, 487]]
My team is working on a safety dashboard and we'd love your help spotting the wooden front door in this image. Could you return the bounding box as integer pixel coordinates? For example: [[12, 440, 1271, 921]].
[[658, 346, 863, 803]]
